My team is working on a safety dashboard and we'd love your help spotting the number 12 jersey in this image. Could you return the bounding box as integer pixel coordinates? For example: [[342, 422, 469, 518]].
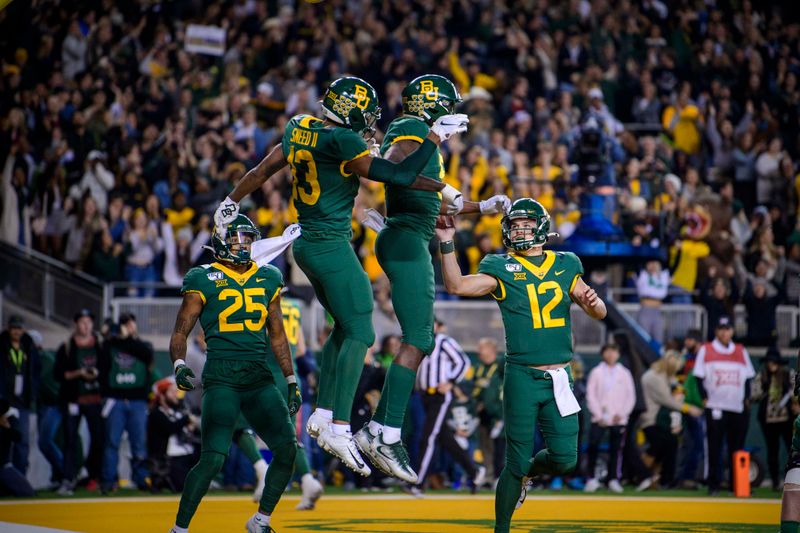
[[478, 250, 584, 366]]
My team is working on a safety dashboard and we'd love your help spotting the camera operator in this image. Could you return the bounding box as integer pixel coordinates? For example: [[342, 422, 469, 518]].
[[571, 116, 624, 195]]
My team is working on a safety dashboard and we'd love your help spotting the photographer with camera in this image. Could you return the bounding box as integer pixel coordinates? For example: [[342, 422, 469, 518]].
[[69, 150, 115, 214], [54, 309, 106, 495]]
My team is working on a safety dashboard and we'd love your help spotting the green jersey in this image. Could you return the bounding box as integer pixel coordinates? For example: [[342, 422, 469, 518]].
[[380, 116, 443, 239], [478, 250, 584, 366], [181, 261, 284, 362], [265, 297, 302, 380], [282, 114, 369, 241]]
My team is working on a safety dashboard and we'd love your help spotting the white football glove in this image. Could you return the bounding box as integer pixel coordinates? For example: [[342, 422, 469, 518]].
[[441, 184, 464, 215], [367, 138, 381, 158], [479, 195, 512, 215], [213, 196, 239, 238], [430, 113, 469, 142]]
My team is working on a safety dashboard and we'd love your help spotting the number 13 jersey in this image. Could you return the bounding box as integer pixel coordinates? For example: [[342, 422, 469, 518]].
[[478, 250, 584, 366], [181, 261, 284, 362], [282, 114, 369, 242]]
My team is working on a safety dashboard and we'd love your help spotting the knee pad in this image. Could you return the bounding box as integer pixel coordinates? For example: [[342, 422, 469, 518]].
[[199, 451, 226, 476], [270, 442, 298, 467], [341, 318, 375, 347]]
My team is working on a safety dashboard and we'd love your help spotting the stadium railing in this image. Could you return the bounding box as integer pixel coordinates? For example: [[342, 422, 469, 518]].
[[0, 241, 107, 325]]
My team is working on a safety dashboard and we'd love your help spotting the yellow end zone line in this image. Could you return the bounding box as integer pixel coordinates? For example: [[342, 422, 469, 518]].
[[0, 494, 781, 505]]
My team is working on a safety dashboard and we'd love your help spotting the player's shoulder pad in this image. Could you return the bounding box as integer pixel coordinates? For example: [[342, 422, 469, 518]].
[[257, 263, 284, 286], [477, 253, 509, 275], [555, 251, 584, 275], [182, 265, 211, 293], [387, 116, 429, 142]]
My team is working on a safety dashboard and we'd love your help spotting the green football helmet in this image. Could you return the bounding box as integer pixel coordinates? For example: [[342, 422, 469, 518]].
[[321, 76, 382, 137], [501, 198, 551, 251], [211, 214, 261, 265], [402, 74, 462, 125]]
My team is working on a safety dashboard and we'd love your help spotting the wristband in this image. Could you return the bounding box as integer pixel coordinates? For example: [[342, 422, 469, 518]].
[[286, 375, 297, 385], [680, 404, 690, 414], [174, 359, 186, 372], [439, 240, 455, 254]]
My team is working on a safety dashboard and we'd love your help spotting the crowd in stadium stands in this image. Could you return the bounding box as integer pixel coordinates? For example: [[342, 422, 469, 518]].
[[0, 0, 799, 496], [0, 307, 792, 496]]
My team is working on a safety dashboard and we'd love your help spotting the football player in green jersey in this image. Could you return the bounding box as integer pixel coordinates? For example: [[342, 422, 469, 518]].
[[780, 367, 800, 533], [352, 74, 509, 484], [435, 199, 607, 533], [263, 297, 324, 510], [213, 76, 469, 476], [168, 214, 299, 533]]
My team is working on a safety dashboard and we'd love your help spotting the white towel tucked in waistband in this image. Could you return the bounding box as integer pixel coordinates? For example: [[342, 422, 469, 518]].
[[252, 224, 301, 267], [545, 367, 581, 417], [362, 208, 387, 233]]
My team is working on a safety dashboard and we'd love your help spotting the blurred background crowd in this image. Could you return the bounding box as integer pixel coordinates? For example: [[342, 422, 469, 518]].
[[0, 0, 799, 499]]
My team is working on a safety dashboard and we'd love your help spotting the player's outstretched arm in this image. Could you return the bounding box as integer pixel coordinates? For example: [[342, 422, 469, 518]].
[[266, 294, 302, 415], [170, 292, 204, 391], [213, 144, 288, 233], [435, 216, 498, 297], [570, 277, 607, 320]]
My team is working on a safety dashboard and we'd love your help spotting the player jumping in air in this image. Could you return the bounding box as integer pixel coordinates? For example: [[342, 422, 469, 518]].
[[168, 215, 300, 533], [213, 76, 468, 475], [781, 354, 800, 533], [435, 199, 607, 533], [352, 74, 509, 484]]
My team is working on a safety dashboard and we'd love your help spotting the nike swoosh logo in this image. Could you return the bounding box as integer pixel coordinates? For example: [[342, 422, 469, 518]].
[[256, 278, 266, 282], [348, 448, 366, 468], [555, 270, 566, 276]]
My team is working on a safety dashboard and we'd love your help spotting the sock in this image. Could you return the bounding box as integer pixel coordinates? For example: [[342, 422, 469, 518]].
[[254, 511, 270, 525], [294, 445, 312, 478], [316, 328, 343, 410], [781, 521, 800, 533], [331, 422, 351, 436], [493, 467, 520, 533], [237, 431, 263, 465], [176, 451, 226, 528], [382, 426, 402, 444], [332, 339, 368, 422], [381, 364, 417, 429], [254, 459, 268, 483], [368, 420, 384, 436], [171, 526, 188, 533], [373, 385, 388, 425], [259, 442, 295, 514]]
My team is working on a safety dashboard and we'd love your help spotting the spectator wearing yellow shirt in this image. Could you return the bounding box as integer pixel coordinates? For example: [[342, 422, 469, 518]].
[[255, 190, 289, 238], [163, 191, 195, 235], [662, 84, 703, 157], [466, 233, 496, 275], [531, 142, 563, 212], [669, 238, 710, 302]]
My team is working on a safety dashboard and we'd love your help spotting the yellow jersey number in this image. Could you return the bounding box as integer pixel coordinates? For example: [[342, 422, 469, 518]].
[[281, 302, 301, 346], [526, 280, 566, 329], [288, 146, 320, 206], [218, 288, 267, 332]]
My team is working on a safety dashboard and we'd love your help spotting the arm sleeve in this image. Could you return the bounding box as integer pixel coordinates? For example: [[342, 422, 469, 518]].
[[367, 138, 438, 186], [692, 346, 707, 378], [585, 369, 600, 418], [622, 368, 637, 416], [646, 372, 685, 412], [743, 348, 756, 379]]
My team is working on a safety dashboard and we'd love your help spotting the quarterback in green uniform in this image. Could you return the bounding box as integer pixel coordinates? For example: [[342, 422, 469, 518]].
[[168, 215, 300, 533], [435, 199, 607, 533], [352, 74, 509, 483], [213, 76, 468, 475]]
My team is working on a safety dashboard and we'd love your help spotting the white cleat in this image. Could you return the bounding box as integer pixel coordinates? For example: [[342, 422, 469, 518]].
[[354, 425, 392, 477], [244, 513, 275, 533], [516, 477, 533, 509], [306, 410, 330, 439], [367, 434, 418, 484], [295, 474, 324, 510], [316, 426, 372, 477]]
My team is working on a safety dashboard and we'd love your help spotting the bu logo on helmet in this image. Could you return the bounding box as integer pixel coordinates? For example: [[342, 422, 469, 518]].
[[419, 80, 439, 101], [353, 85, 370, 110]]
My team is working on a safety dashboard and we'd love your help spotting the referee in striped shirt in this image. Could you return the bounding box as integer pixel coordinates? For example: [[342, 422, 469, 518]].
[[412, 318, 484, 493]]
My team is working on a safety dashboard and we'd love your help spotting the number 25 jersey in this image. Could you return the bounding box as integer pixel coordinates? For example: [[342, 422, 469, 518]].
[[181, 261, 284, 362], [478, 250, 583, 366], [282, 114, 369, 242]]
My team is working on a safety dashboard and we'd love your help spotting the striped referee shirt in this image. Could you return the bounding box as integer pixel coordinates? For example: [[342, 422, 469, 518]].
[[416, 333, 471, 391]]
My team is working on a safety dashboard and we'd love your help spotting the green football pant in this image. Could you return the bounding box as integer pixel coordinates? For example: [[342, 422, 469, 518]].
[[176, 374, 297, 527], [375, 227, 435, 354], [236, 416, 311, 478], [294, 236, 375, 422], [494, 363, 579, 533]]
